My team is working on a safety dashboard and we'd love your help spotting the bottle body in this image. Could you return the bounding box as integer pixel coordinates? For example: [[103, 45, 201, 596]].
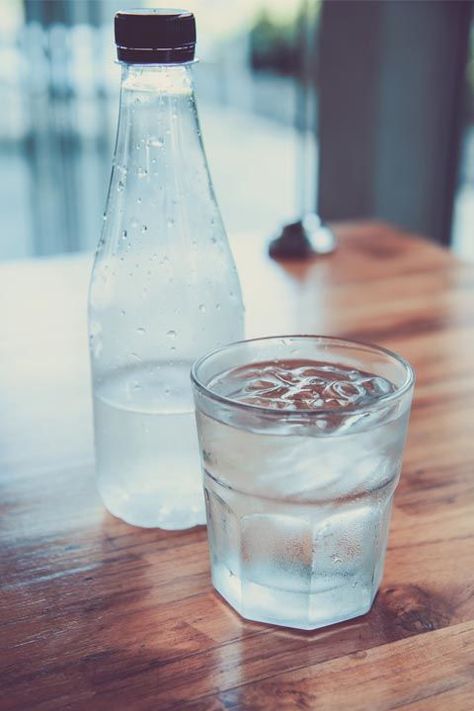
[[89, 64, 244, 528]]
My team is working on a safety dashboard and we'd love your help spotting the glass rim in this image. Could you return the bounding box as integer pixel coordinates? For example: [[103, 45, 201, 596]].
[[191, 334, 415, 419]]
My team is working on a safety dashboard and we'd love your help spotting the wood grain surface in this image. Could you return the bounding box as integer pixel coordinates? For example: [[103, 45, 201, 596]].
[[1, 222, 474, 710]]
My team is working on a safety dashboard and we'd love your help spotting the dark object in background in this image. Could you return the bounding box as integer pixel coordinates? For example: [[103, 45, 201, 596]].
[[269, 214, 336, 259], [267, 3, 333, 262], [249, 9, 301, 77]]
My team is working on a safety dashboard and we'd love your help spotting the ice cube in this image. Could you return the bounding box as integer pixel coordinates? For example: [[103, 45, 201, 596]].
[[205, 486, 240, 577], [241, 513, 313, 593], [208, 359, 395, 414], [313, 504, 379, 577]]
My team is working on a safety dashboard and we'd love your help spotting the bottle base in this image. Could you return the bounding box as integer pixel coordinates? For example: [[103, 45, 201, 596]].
[[98, 481, 206, 530]]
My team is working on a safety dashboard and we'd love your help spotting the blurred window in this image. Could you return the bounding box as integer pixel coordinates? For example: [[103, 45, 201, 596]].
[[0, 0, 320, 260]]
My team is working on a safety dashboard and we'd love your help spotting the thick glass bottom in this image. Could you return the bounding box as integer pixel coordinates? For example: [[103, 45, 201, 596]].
[[212, 562, 375, 630]]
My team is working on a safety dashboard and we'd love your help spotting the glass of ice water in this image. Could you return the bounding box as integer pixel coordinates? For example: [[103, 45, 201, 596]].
[[191, 335, 415, 630]]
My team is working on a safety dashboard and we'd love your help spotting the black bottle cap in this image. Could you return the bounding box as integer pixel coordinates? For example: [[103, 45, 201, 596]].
[[115, 9, 196, 64]]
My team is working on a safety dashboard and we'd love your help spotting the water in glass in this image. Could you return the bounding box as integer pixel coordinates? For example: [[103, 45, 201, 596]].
[[197, 359, 409, 629]]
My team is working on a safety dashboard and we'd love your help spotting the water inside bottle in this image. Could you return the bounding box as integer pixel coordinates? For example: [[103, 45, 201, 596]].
[[94, 361, 205, 529]]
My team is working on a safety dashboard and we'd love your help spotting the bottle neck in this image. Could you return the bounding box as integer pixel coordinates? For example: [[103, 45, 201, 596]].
[[114, 63, 198, 174], [107, 61, 218, 243], [120, 62, 194, 95]]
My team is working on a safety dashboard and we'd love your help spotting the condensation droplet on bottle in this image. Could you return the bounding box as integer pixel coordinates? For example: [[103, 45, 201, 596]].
[[141, 225, 148, 234], [120, 309, 126, 317], [216, 303, 221, 311], [132, 381, 141, 391], [167, 218, 175, 228], [137, 196, 142, 204], [137, 166, 148, 178], [170, 345, 176, 352], [122, 229, 128, 240], [147, 136, 164, 148], [167, 330, 176, 339], [137, 327, 146, 335], [198, 304, 205, 313], [211, 236, 217, 244], [130, 352, 141, 361], [164, 387, 170, 396], [117, 180, 125, 192]]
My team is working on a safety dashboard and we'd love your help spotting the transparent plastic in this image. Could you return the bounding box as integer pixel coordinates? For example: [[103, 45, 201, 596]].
[[89, 64, 244, 529]]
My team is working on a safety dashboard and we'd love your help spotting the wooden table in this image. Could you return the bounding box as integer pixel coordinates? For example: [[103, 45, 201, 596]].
[[1, 222, 474, 710]]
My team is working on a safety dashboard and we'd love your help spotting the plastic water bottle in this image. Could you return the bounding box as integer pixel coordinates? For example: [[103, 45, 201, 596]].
[[88, 10, 244, 529]]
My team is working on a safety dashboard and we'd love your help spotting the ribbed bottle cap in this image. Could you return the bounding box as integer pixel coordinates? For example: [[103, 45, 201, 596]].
[[115, 9, 196, 64]]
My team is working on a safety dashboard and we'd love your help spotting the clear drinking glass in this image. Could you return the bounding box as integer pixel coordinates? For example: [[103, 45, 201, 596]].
[[191, 336, 414, 630]]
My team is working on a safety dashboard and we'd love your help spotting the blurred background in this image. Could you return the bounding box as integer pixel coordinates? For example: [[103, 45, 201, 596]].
[[0, 0, 473, 262]]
